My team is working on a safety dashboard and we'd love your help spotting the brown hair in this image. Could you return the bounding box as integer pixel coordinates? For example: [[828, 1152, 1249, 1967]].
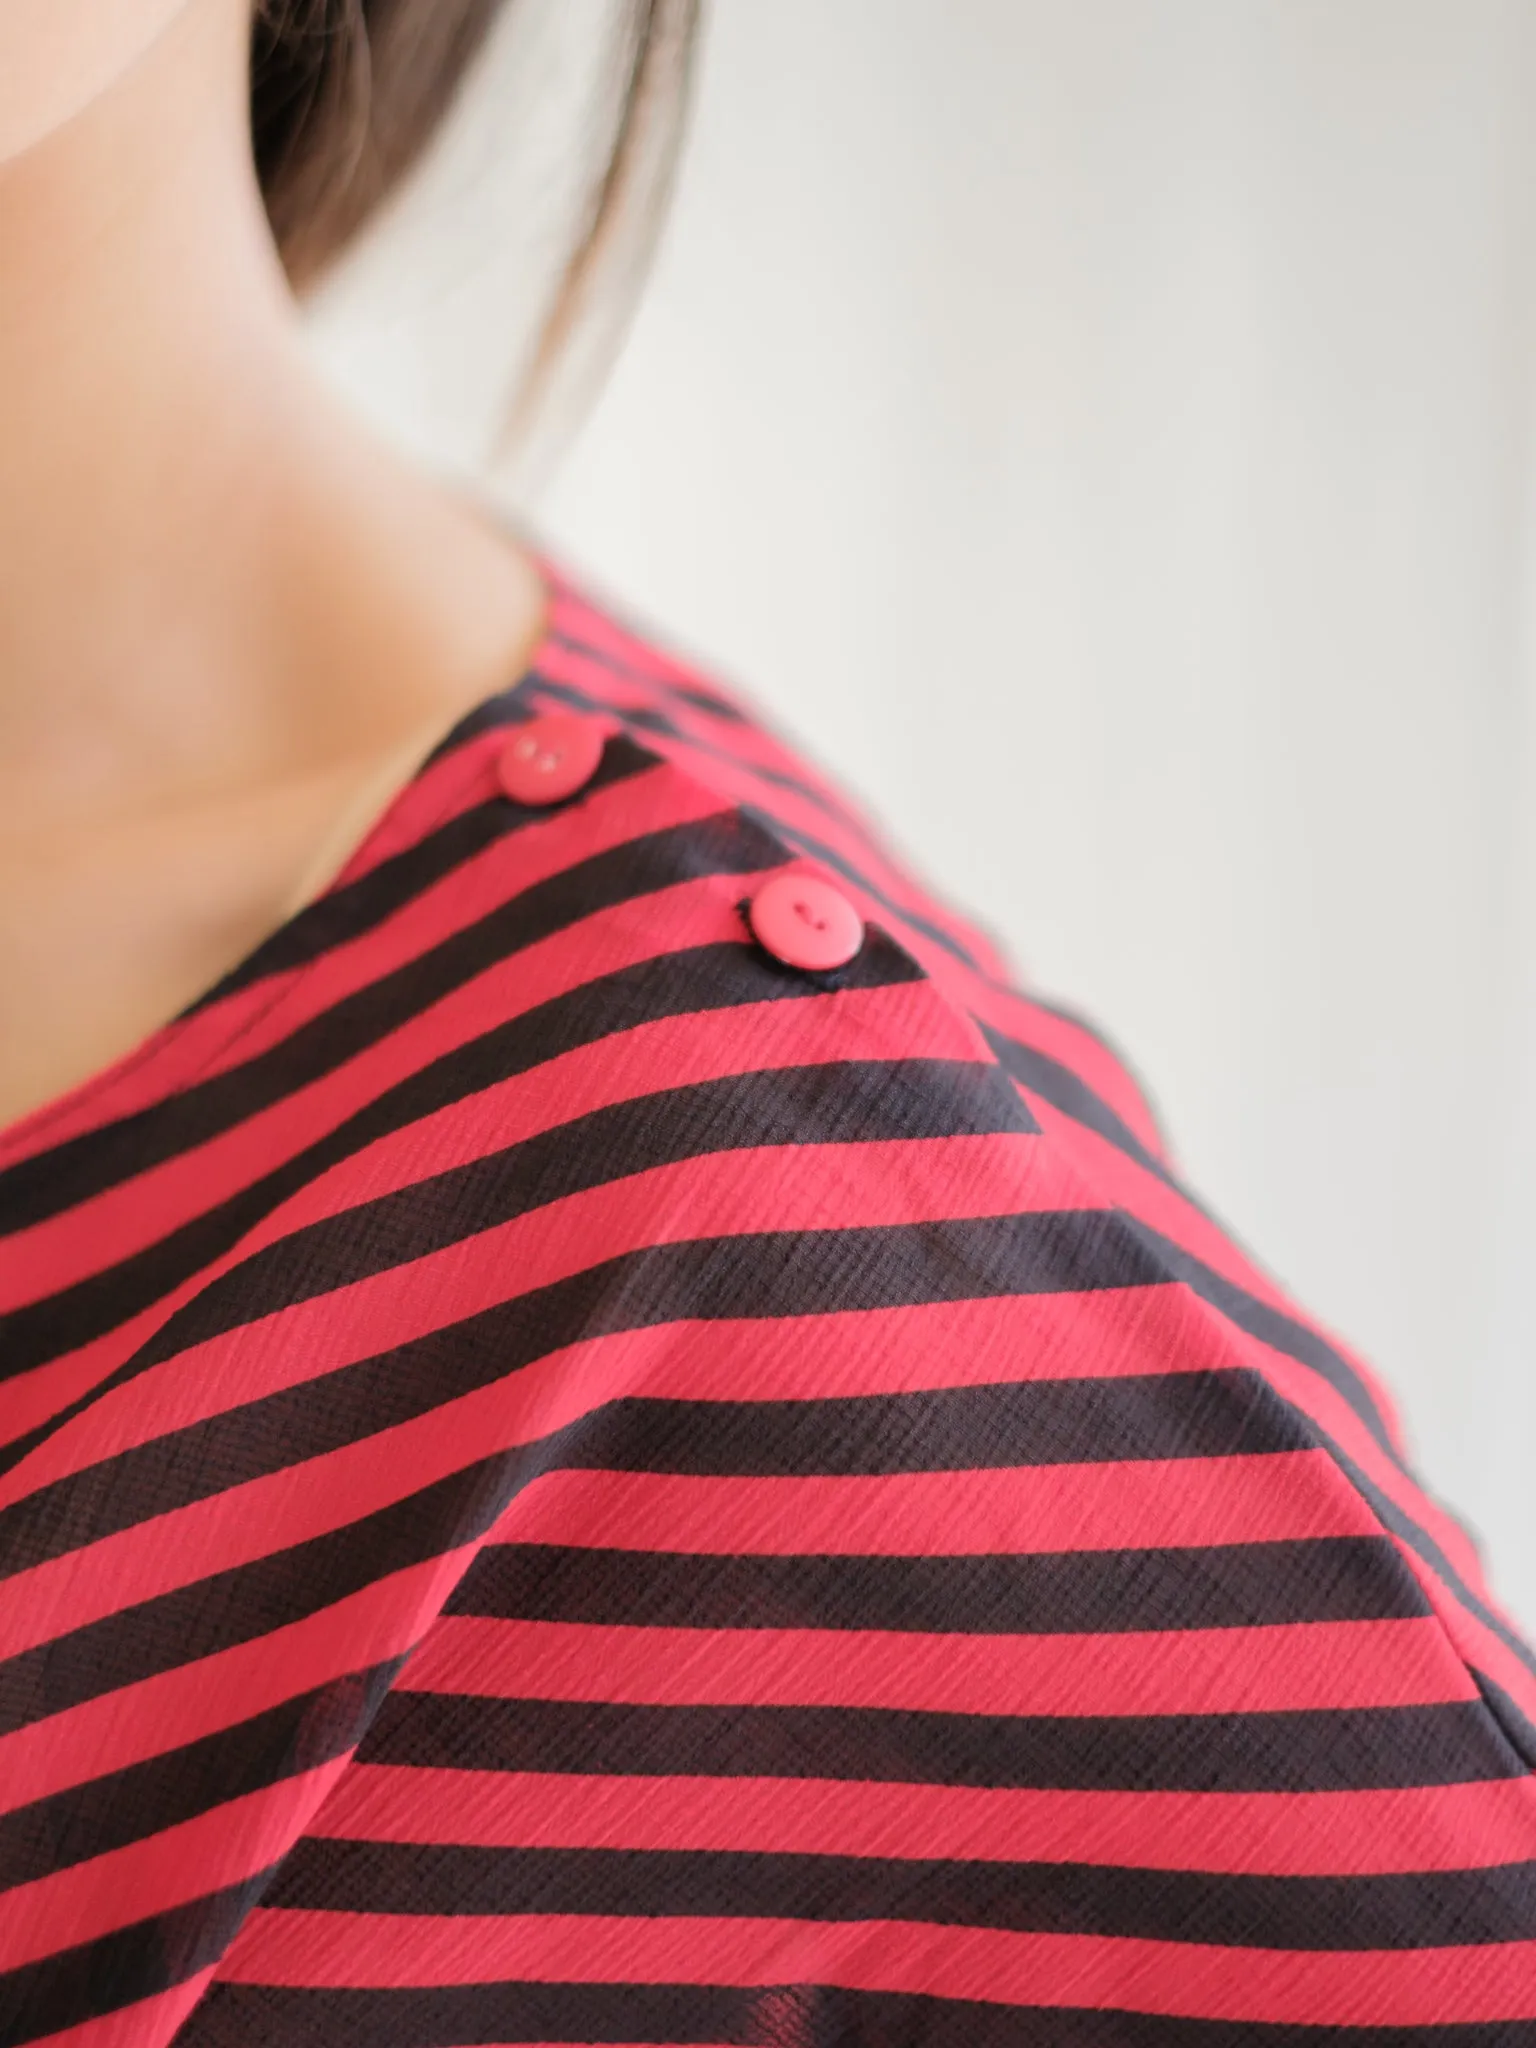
[[252, 1, 700, 437]]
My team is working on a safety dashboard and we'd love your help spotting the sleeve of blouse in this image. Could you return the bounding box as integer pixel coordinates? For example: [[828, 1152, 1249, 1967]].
[[219, 888, 1536, 2040]]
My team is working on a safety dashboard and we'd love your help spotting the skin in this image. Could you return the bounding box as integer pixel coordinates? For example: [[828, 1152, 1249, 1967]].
[[0, 0, 547, 1128]]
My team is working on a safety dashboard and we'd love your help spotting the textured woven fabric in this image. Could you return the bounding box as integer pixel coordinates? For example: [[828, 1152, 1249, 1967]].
[[2, 567, 1534, 2046]]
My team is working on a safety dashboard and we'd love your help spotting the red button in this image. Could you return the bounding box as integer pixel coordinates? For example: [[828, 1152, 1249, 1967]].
[[497, 714, 604, 806], [749, 871, 864, 971]]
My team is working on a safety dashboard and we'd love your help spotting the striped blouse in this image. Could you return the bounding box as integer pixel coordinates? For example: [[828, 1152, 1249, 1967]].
[[2, 566, 1534, 2047]]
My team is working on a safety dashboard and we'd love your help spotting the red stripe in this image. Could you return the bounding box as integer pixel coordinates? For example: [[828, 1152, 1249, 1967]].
[[0, 957, 950, 1454], [21, 1287, 1474, 1679], [536, 610, 783, 744], [544, 637, 1012, 981], [296, 980, 984, 1226], [261, 1278, 1279, 1490], [562, 1282, 1306, 1396], [538, 612, 965, 959], [321, 705, 529, 887], [536, 637, 844, 799], [535, 635, 925, 885], [1027, 1096, 1306, 1315], [311, 1763, 1536, 1877], [399, 1614, 1473, 1717], [0, 1265, 1233, 1498], [207, 755, 729, 1065], [20, 1971, 221, 2048], [218, 1908, 1536, 2024], [0, 693, 670, 1171], [1394, 1539, 1536, 1737], [0, 1441, 1374, 1683], [3, 1310, 1310, 1716], [2, 959, 970, 1312], [7, 1279, 1360, 1658], [0, 1129, 1059, 1523], [22, 1125, 1506, 1732], [1018, 1095, 1485, 1609], [539, 581, 706, 688], [1132, 1278, 1499, 1625], [972, 983, 1171, 1163], [0, 1337, 163, 1457], [0, 773, 738, 1306], [0, 1549, 467, 1812], [0, 1768, 343, 1972], [324, 569, 614, 884], [490, 1450, 1382, 1556]]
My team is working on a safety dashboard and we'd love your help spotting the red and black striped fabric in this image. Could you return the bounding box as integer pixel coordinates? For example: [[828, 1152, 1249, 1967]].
[[2, 566, 1534, 2046]]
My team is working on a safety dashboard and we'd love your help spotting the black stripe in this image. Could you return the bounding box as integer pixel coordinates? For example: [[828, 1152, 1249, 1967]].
[[0, 1367, 1306, 1723], [195, 805, 516, 1010], [1132, 1220, 1400, 1458], [0, 802, 787, 1244], [0, 1458, 514, 1736], [174, 1982, 1536, 2048], [530, 662, 874, 840], [446, 1536, 1428, 1634], [548, 625, 753, 724], [529, 669, 987, 972], [1309, 1440, 1536, 1699], [264, 1836, 1536, 1952], [1477, 1671, 1536, 1772], [416, 673, 550, 763], [1007, 985, 1171, 1140], [1118, 1236, 1534, 1685], [129, 1053, 1031, 1368], [979, 1020, 1178, 1187], [0, 1871, 271, 2048], [0, 919, 926, 1406], [666, 682, 752, 723], [530, 675, 864, 829], [740, 802, 985, 972], [190, 725, 655, 1007], [361, 1691, 1527, 1794], [548, 1367, 1311, 1477], [172, 1978, 1536, 2048], [0, 1657, 402, 1894], [627, 708, 834, 807], [0, 1213, 1197, 1583], [1080, 1237, 1536, 1693]]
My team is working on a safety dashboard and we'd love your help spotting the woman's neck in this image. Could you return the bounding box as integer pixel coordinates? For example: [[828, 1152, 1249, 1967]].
[[0, 0, 545, 835], [0, 0, 545, 1128]]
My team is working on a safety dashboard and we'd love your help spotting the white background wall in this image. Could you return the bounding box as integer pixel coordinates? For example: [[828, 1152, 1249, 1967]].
[[313, 1, 1536, 1626]]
